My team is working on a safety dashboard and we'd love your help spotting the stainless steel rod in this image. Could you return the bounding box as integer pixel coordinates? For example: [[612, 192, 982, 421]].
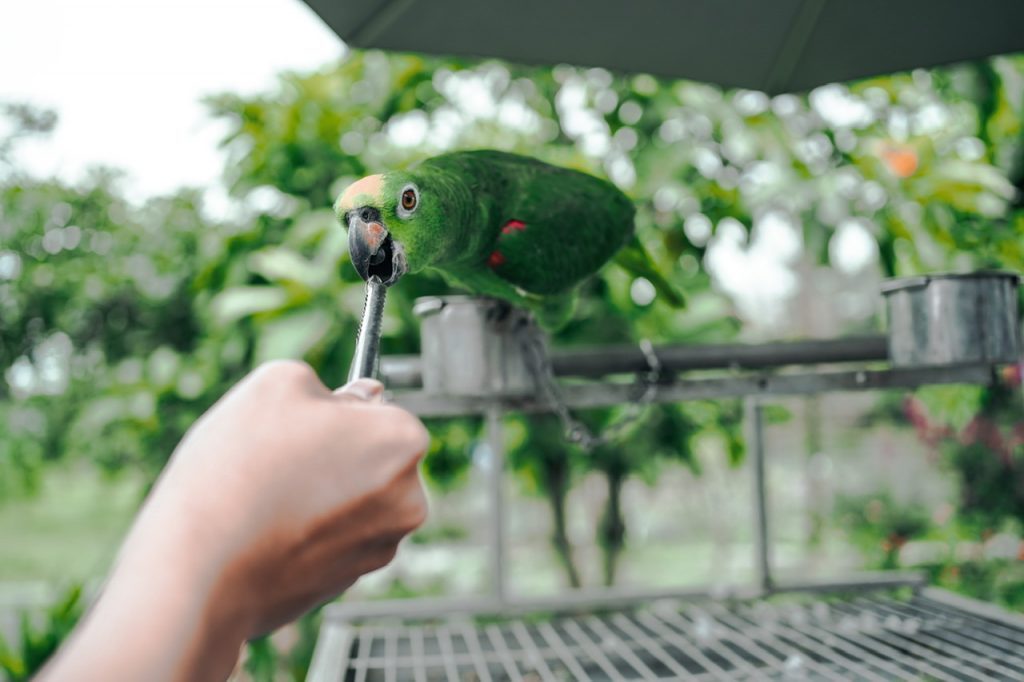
[[536, 621, 593, 681], [348, 276, 388, 382], [746, 399, 772, 594], [485, 408, 509, 603], [380, 335, 891, 387], [390, 365, 996, 418], [551, 334, 890, 377], [323, 572, 925, 621]]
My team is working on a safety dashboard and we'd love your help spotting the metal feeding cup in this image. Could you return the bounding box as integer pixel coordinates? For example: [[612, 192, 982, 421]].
[[881, 271, 1021, 368], [413, 296, 539, 397]]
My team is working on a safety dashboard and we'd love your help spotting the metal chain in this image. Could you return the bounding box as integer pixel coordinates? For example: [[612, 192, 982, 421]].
[[515, 318, 664, 452]]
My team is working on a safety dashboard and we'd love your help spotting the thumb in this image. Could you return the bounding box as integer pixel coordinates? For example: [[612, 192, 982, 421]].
[[333, 378, 385, 403]]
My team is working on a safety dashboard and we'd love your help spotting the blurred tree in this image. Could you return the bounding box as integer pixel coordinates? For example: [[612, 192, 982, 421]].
[[0, 102, 56, 168], [4, 46, 1024, 682], [204, 52, 747, 589], [4, 47, 1024, 598], [0, 168, 265, 487], [204, 48, 1024, 590], [848, 58, 1024, 538], [835, 492, 931, 570], [507, 414, 585, 587], [907, 376, 1024, 532]]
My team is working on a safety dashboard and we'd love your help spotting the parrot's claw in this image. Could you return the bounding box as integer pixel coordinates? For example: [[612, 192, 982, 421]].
[[482, 298, 537, 336], [484, 298, 514, 325]]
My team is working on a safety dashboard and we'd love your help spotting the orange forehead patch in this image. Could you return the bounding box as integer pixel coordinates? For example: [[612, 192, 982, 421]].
[[336, 174, 384, 212]]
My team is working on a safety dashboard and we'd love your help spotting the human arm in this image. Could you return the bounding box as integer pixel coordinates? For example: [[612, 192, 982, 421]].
[[39, 360, 429, 681]]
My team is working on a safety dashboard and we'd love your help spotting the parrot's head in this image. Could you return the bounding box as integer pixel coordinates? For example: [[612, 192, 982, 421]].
[[335, 170, 458, 286]]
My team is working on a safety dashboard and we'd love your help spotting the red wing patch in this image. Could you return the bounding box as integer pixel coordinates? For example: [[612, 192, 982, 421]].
[[487, 250, 506, 268], [489, 220, 525, 268], [501, 219, 527, 235]]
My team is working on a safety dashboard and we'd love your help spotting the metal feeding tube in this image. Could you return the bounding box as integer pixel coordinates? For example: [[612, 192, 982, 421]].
[[348, 275, 389, 382]]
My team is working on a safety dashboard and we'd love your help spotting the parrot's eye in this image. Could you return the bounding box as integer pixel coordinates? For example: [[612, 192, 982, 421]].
[[401, 189, 416, 210], [397, 184, 419, 218]]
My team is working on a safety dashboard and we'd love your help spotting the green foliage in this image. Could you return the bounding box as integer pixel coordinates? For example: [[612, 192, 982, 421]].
[[892, 375, 1024, 533], [941, 382, 1024, 530], [835, 492, 931, 570], [0, 173, 247, 484], [243, 636, 277, 682], [4, 45, 1024, 677], [6, 50, 1020, 497], [924, 559, 1024, 612], [915, 384, 986, 432], [420, 418, 479, 491], [0, 584, 83, 681], [242, 609, 323, 682]]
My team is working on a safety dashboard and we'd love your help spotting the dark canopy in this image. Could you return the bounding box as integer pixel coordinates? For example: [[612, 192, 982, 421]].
[[301, 0, 1024, 94]]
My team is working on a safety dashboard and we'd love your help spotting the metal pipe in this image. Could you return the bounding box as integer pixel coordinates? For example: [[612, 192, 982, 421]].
[[485, 407, 508, 603], [921, 586, 1024, 628], [307, 622, 353, 682], [390, 364, 996, 418], [746, 398, 773, 593], [321, 571, 927, 622], [552, 335, 890, 377], [347, 276, 388, 382], [770, 570, 927, 595], [323, 587, 734, 623], [380, 335, 890, 387]]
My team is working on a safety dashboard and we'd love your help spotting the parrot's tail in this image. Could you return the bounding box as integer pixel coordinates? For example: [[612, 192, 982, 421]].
[[613, 238, 686, 308]]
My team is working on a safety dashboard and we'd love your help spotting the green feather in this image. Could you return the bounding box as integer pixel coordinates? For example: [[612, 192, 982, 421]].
[[613, 238, 686, 308], [338, 150, 683, 328]]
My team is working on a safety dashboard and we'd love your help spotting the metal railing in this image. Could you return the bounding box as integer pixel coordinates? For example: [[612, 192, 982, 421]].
[[309, 278, 1022, 680], [312, 587, 1024, 681], [323, 328, 999, 622]]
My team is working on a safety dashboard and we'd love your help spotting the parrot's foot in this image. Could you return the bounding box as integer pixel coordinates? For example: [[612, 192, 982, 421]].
[[483, 297, 536, 335], [484, 298, 514, 325]]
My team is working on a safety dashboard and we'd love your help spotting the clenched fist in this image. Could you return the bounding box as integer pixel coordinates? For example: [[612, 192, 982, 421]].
[[41, 361, 430, 682]]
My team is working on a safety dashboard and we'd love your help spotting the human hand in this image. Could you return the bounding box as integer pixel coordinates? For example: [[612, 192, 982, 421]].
[[153, 360, 431, 636], [41, 361, 429, 682]]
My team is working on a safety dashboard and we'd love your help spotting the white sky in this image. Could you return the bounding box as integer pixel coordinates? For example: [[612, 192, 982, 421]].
[[0, 0, 342, 203], [1, 1, 876, 326]]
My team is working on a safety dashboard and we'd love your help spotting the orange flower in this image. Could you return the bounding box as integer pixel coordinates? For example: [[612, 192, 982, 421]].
[[881, 145, 918, 178]]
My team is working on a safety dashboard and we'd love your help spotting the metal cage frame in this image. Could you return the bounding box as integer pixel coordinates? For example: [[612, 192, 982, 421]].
[[309, 287, 1022, 680]]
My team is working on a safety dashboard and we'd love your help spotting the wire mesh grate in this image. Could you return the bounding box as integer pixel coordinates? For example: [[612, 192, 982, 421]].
[[327, 591, 1024, 681]]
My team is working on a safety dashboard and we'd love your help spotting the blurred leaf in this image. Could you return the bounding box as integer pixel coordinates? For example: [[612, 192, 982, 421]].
[[0, 584, 83, 681], [248, 246, 325, 289], [254, 308, 331, 363], [211, 286, 289, 324]]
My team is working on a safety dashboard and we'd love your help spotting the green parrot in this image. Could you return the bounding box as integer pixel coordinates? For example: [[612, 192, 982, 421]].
[[335, 149, 683, 328]]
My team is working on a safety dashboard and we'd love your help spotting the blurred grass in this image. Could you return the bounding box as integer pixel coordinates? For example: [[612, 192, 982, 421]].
[[0, 466, 144, 583]]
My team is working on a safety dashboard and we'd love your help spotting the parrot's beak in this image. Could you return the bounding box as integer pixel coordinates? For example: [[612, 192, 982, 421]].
[[347, 207, 407, 286]]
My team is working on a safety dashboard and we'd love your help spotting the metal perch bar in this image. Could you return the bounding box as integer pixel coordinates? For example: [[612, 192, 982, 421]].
[[485, 407, 509, 602], [380, 335, 891, 388], [389, 363, 996, 418], [746, 399, 772, 594], [323, 571, 928, 622]]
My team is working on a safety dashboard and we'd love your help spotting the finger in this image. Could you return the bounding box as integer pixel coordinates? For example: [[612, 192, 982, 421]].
[[250, 359, 331, 397], [333, 378, 385, 403]]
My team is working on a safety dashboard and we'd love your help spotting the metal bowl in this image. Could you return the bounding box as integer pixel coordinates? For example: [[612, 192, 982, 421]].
[[881, 271, 1020, 368], [414, 296, 539, 397]]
